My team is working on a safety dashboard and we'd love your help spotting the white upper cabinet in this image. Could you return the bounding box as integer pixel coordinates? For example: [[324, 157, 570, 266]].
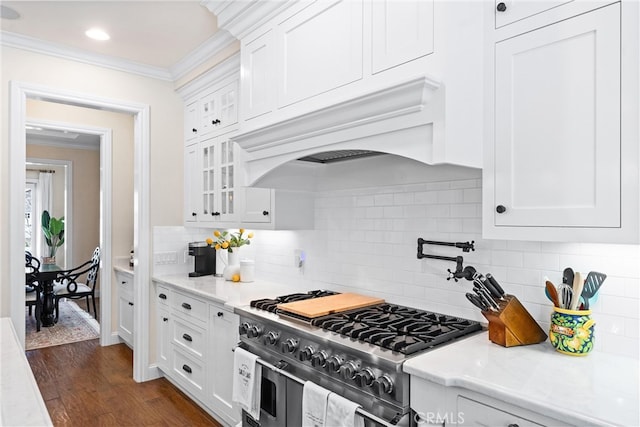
[[276, 0, 363, 107], [484, 1, 639, 243], [371, 0, 434, 73], [494, 0, 573, 28], [242, 30, 275, 121]]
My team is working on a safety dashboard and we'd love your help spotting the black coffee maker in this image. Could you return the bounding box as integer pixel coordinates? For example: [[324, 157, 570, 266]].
[[188, 242, 216, 277]]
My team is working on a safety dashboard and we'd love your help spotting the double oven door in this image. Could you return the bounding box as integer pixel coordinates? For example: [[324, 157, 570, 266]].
[[242, 363, 302, 427]]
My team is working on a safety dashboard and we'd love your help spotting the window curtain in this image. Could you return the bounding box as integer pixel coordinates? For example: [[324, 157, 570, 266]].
[[36, 172, 53, 257]]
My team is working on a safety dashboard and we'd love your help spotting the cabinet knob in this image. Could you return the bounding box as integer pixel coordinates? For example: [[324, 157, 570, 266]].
[[262, 210, 269, 216], [163, 317, 168, 322], [128, 302, 134, 306], [191, 212, 197, 217], [212, 212, 221, 216], [192, 128, 198, 133], [496, 205, 507, 214], [496, 2, 507, 12], [217, 311, 224, 317]]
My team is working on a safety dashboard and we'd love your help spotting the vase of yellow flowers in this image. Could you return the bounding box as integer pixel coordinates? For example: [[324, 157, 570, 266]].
[[208, 229, 254, 280]]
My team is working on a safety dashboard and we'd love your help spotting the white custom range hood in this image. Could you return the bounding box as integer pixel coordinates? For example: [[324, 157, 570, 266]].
[[234, 76, 444, 185]]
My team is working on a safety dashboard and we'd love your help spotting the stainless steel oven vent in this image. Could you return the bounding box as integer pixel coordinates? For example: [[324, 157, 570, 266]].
[[297, 150, 383, 164]]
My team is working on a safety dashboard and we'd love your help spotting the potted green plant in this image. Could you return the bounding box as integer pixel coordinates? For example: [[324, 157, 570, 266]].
[[41, 210, 64, 264]]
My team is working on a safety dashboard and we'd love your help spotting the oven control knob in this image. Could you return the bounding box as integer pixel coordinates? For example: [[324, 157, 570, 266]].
[[299, 345, 315, 362], [280, 338, 298, 354], [372, 375, 394, 395], [311, 351, 328, 368], [247, 325, 263, 339], [264, 331, 280, 346], [327, 355, 344, 373], [340, 361, 360, 380], [354, 368, 375, 387], [238, 322, 251, 336]]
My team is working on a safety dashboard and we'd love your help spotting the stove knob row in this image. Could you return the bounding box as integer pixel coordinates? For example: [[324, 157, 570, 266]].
[[263, 331, 280, 346], [371, 374, 394, 395], [280, 338, 298, 354]]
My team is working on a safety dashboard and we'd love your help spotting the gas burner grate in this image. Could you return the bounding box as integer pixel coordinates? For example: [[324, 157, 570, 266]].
[[312, 303, 482, 355]]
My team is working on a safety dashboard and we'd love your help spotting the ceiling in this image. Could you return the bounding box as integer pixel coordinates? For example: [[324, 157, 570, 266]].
[[0, 1, 220, 70]]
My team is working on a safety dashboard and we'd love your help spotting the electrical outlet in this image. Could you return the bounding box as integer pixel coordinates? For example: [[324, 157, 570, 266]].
[[294, 249, 305, 268]]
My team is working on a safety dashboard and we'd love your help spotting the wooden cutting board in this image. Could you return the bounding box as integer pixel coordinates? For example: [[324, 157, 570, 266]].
[[277, 293, 384, 318]]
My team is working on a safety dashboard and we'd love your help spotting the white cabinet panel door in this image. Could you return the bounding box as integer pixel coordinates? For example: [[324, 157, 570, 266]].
[[493, 4, 620, 228], [242, 30, 275, 121], [184, 144, 200, 223], [277, 0, 363, 107], [184, 100, 198, 145], [371, 0, 434, 73]]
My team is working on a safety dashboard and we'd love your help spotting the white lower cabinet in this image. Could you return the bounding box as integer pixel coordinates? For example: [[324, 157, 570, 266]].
[[410, 377, 565, 427], [208, 304, 240, 426], [115, 270, 134, 348], [154, 281, 240, 426]]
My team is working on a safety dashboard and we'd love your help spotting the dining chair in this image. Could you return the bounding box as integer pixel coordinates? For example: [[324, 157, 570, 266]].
[[25, 251, 43, 331], [53, 247, 101, 321]]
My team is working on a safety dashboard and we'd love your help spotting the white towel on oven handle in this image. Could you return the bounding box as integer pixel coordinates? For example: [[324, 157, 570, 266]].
[[325, 392, 364, 427], [232, 347, 262, 420], [302, 381, 331, 427]]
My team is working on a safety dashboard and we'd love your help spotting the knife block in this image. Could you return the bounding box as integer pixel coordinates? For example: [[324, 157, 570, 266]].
[[481, 295, 547, 347]]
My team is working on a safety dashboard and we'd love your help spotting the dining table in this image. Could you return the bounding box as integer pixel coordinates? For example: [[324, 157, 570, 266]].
[[33, 264, 62, 327]]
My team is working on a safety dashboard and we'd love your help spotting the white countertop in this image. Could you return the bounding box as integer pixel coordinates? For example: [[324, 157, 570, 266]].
[[403, 333, 639, 427], [152, 274, 313, 309], [0, 318, 53, 426]]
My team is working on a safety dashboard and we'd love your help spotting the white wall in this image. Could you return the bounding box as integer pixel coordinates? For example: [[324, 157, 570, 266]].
[[0, 45, 183, 317], [154, 160, 639, 359]]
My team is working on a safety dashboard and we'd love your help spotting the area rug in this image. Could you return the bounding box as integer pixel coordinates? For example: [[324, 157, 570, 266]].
[[25, 299, 100, 350]]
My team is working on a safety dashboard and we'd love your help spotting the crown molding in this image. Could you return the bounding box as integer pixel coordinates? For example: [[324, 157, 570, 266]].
[[202, 0, 298, 39], [1, 29, 238, 83], [1, 31, 173, 81], [169, 29, 237, 81], [176, 52, 239, 100], [26, 136, 100, 151]]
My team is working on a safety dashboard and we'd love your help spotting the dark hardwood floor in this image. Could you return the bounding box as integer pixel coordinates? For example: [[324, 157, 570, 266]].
[[27, 339, 222, 426]]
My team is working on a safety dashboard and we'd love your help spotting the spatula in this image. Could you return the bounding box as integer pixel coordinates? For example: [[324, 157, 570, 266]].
[[581, 271, 607, 309], [570, 271, 584, 311]]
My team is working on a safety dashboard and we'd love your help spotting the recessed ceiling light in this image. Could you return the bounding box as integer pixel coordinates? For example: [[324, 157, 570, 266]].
[[85, 28, 110, 41], [1, 5, 20, 20]]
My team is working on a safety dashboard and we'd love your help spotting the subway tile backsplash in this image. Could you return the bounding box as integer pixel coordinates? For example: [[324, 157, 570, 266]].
[[154, 178, 640, 359]]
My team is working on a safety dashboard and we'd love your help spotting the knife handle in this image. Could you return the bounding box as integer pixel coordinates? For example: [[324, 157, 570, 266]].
[[486, 274, 505, 297], [481, 276, 502, 300], [465, 293, 487, 311]]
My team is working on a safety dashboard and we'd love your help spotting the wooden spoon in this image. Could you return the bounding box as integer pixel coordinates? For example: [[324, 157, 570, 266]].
[[570, 271, 584, 311], [545, 280, 560, 308]]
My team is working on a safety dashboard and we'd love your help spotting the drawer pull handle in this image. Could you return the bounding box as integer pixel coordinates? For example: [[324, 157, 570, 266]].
[[182, 302, 192, 310], [182, 364, 192, 374], [262, 210, 269, 216], [182, 333, 193, 342], [128, 302, 134, 306], [163, 317, 168, 322], [121, 281, 126, 284], [217, 312, 224, 317], [159, 293, 167, 300]]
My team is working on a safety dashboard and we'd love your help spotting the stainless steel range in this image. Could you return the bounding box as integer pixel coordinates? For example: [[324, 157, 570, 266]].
[[235, 290, 482, 427]]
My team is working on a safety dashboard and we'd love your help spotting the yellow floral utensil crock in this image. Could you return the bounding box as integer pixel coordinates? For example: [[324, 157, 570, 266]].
[[549, 307, 595, 356]]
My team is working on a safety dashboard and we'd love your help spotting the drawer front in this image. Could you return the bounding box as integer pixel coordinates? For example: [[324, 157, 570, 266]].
[[156, 285, 170, 307], [172, 317, 206, 360], [172, 348, 205, 396], [172, 290, 207, 324]]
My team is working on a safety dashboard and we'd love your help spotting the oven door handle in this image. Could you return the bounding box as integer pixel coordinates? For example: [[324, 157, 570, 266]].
[[234, 347, 404, 427]]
